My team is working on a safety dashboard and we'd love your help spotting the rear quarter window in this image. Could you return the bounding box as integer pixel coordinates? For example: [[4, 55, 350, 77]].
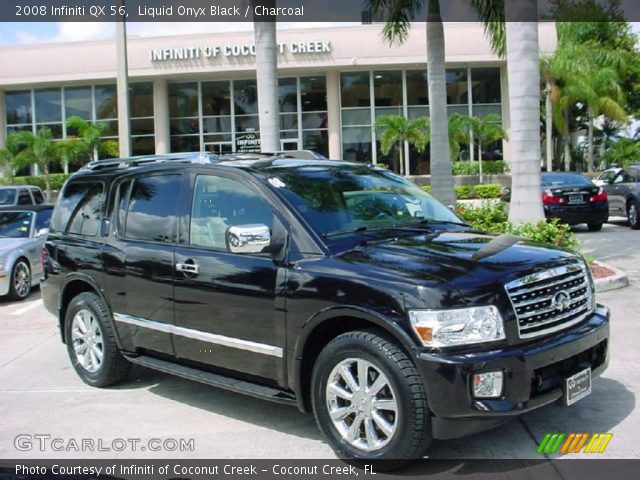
[[31, 189, 45, 204], [51, 181, 105, 236]]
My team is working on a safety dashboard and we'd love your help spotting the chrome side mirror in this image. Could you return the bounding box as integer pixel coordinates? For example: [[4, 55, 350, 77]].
[[35, 228, 49, 238], [226, 224, 271, 254]]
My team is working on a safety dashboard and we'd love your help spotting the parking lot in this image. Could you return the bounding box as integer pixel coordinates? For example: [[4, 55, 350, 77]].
[[0, 218, 638, 461]]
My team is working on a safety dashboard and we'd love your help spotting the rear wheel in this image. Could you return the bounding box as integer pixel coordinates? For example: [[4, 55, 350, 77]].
[[628, 200, 640, 230], [65, 292, 130, 387], [587, 223, 603, 232], [311, 330, 431, 469], [8, 260, 31, 301]]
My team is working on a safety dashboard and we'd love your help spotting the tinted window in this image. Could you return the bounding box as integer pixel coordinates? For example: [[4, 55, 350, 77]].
[[52, 182, 105, 236], [542, 173, 592, 187], [18, 189, 32, 205], [0, 212, 33, 238], [124, 175, 181, 243], [31, 189, 45, 204], [0, 189, 17, 206], [35, 208, 53, 230], [190, 175, 273, 250]]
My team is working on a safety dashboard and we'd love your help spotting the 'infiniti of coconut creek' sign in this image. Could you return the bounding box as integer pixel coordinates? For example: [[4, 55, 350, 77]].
[[150, 41, 331, 62]]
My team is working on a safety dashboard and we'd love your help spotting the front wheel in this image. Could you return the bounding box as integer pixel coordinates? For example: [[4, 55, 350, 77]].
[[311, 330, 431, 468], [628, 200, 640, 230], [587, 223, 603, 232], [8, 260, 31, 301]]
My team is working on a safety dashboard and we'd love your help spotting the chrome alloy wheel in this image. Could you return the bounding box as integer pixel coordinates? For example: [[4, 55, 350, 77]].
[[325, 358, 398, 452], [71, 309, 104, 373], [13, 262, 30, 298], [629, 203, 638, 226]]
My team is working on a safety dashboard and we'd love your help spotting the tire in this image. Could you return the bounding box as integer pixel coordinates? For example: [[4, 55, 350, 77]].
[[587, 223, 603, 232], [65, 292, 130, 387], [311, 330, 431, 469], [7, 259, 31, 301], [628, 200, 640, 230]]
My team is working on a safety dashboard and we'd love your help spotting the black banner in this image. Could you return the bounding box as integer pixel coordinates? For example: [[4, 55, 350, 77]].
[[3, 0, 640, 22]]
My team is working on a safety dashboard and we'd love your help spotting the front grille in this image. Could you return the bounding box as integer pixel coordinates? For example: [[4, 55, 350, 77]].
[[505, 262, 593, 339]]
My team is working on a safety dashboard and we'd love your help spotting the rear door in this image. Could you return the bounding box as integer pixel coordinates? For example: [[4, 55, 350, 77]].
[[102, 173, 187, 356], [606, 170, 630, 215], [172, 171, 287, 384]]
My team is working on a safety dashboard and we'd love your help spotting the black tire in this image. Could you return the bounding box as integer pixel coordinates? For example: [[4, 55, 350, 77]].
[[311, 330, 431, 469], [587, 223, 603, 232], [628, 200, 640, 230], [7, 259, 31, 301], [65, 292, 130, 387]]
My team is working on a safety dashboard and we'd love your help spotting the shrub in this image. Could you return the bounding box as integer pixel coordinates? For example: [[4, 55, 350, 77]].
[[473, 184, 502, 199], [0, 173, 70, 191], [422, 185, 431, 194], [456, 202, 578, 250], [452, 161, 506, 175], [455, 185, 474, 199]]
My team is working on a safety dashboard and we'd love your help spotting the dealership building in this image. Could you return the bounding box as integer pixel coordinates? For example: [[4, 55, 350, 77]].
[[0, 23, 556, 175]]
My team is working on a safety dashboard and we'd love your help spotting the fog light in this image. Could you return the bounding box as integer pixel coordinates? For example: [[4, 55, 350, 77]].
[[472, 371, 503, 398]]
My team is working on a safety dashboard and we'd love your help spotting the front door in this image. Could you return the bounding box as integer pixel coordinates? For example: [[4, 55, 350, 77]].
[[172, 172, 286, 384]]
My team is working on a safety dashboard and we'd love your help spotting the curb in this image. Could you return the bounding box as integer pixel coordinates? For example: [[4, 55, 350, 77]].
[[593, 261, 629, 293]]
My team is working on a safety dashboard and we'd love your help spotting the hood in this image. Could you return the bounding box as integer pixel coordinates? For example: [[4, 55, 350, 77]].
[[338, 230, 580, 306], [0, 237, 30, 255]]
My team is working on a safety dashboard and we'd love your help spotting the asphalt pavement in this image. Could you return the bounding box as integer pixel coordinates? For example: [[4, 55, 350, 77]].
[[0, 218, 638, 461]]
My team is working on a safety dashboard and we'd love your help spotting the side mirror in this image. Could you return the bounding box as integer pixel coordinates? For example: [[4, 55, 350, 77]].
[[501, 187, 512, 202], [226, 224, 271, 254], [35, 228, 49, 238]]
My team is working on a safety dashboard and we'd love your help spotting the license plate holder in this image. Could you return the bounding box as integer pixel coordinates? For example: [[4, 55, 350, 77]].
[[564, 367, 591, 406], [568, 194, 584, 204]]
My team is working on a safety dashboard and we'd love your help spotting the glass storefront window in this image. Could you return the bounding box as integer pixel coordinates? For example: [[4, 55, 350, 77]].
[[472, 67, 501, 104], [279, 78, 297, 113], [406, 70, 428, 106], [130, 83, 154, 118], [203, 116, 232, 134], [342, 126, 372, 163], [95, 85, 117, 119], [34, 89, 62, 123], [341, 73, 370, 108], [303, 130, 328, 157], [169, 83, 198, 118], [233, 80, 258, 115], [446, 69, 468, 105], [65, 87, 92, 120], [300, 76, 327, 112], [373, 71, 402, 107], [202, 81, 231, 116], [5, 90, 32, 125]]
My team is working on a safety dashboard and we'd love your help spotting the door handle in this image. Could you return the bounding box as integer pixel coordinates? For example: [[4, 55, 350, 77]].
[[176, 262, 199, 275]]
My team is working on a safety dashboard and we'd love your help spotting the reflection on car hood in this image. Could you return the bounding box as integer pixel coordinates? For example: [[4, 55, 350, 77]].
[[0, 237, 31, 255]]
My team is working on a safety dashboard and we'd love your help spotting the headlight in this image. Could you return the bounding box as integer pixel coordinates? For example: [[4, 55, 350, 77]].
[[408, 306, 505, 347]]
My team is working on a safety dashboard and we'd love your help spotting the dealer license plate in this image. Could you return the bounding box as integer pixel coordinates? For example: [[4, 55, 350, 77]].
[[568, 194, 584, 204], [564, 368, 591, 406]]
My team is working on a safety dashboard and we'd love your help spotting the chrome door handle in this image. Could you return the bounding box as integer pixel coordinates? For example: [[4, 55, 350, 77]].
[[176, 262, 199, 274]]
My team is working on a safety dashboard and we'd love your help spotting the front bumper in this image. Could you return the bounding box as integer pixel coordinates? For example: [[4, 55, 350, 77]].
[[416, 305, 610, 439], [0, 271, 10, 296]]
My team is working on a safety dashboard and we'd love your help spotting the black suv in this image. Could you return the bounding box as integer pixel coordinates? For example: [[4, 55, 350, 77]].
[[42, 154, 610, 466]]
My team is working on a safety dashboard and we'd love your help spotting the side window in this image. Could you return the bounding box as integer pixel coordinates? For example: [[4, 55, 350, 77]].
[[628, 169, 638, 182], [612, 172, 628, 184], [35, 209, 53, 231], [18, 189, 32, 205], [190, 175, 273, 250], [123, 175, 181, 243], [31, 189, 45, 204], [51, 182, 105, 236]]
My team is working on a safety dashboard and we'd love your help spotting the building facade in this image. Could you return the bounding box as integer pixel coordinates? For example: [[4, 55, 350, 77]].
[[0, 23, 557, 175]]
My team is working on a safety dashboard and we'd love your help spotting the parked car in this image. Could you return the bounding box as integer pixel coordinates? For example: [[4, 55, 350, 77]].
[[593, 167, 622, 187], [0, 205, 53, 300], [600, 164, 640, 229], [41, 154, 610, 467], [0, 185, 45, 207], [502, 172, 608, 231]]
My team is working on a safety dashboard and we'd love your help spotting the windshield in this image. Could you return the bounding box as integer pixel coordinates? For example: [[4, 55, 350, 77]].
[[0, 212, 33, 238], [542, 173, 593, 187], [268, 164, 464, 237], [0, 189, 17, 206]]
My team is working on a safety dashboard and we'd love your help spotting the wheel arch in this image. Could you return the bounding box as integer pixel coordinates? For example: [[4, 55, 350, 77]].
[[292, 307, 418, 413]]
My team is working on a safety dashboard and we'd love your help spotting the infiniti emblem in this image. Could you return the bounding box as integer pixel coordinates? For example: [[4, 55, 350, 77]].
[[552, 291, 572, 312]]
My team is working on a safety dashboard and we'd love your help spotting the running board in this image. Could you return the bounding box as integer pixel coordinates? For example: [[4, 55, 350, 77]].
[[125, 354, 296, 406]]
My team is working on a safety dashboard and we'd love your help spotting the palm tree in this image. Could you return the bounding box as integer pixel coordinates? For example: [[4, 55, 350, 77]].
[[252, 0, 280, 153], [374, 115, 430, 175], [0, 133, 22, 181], [466, 113, 508, 182], [447, 113, 472, 163], [366, 0, 456, 206], [66, 116, 108, 162], [12, 128, 58, 201]]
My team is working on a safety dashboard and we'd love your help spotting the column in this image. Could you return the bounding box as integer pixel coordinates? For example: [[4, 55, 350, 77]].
[[500, 64, 512, 170], [116, 20, 131, 157], [0, 90, 6, 179], [326, 70, 341, 160], [153, 79, 170, 154]]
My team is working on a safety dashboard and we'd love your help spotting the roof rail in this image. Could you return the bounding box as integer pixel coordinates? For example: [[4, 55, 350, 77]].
[[82, 152, 219, 171]]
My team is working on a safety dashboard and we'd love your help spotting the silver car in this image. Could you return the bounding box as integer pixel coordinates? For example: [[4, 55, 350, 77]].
[[0, 205, 53, 300]]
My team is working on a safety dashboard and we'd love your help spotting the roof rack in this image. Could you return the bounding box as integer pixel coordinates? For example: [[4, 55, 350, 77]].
[[82, 152, 220, 171]]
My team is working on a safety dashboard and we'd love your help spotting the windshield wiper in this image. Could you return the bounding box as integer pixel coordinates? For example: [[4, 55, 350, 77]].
[[323, 226, 382, 238], [407, 218, 469, 227]]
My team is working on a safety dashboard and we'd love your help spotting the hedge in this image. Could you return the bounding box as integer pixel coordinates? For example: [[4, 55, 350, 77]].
[[452, 161, 506, 175], [0, 174, 71, 191], [423, 183, 503, 200]]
